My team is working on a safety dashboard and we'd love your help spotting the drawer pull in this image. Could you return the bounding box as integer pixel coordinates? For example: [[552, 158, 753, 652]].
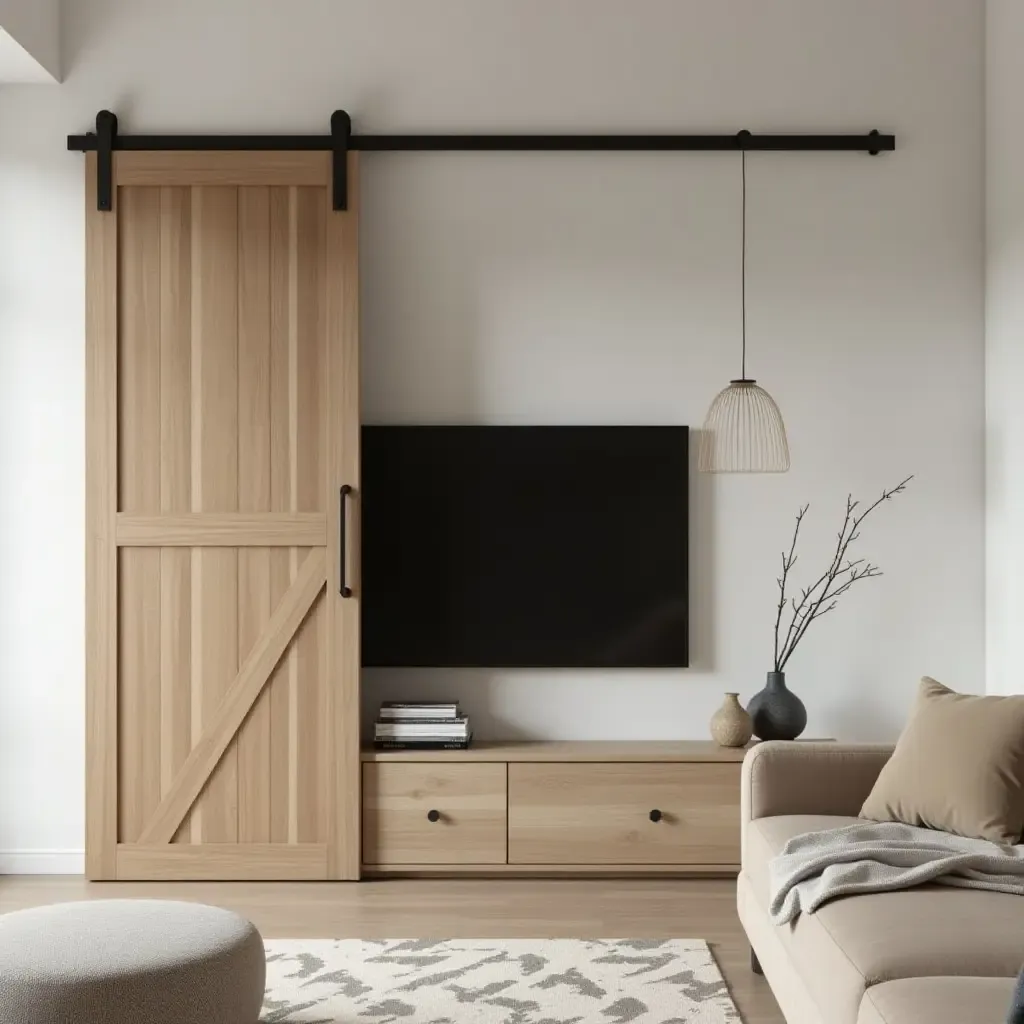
[[427, 809, 442, 823], [649, 809, 663, 823]]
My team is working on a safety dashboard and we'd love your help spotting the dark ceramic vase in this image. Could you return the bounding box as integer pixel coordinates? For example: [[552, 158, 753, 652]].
[[747, 671, 807, 741]]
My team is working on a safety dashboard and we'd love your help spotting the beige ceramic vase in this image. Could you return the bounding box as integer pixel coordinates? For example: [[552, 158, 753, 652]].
[[710, 692, 754, 748]]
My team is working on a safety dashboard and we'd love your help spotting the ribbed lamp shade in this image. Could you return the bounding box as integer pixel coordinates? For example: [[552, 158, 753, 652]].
[[698, 143, 791, 474], [697, 378, 791, 473]]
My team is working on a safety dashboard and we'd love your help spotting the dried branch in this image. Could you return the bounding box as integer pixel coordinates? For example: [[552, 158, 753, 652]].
[[772, 476, 912, 672], [773, 504, 806, 669], [776, 497, 854, 668]]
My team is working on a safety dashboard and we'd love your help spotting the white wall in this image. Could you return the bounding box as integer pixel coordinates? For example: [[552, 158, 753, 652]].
[[986, 0, 1024, 696], [0, 0, 59, 80], [0, 0, 985, 869]]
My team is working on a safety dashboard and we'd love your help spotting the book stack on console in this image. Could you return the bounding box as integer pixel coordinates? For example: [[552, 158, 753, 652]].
[[374, 702, 472, 750]]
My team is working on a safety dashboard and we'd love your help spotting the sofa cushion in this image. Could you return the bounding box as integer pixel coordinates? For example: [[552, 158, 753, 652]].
[[857, 977, 1017, 1024], [739, 873, 868, 1024], [814, 887, 1024, 983], [860, 677, 1024, 843], [745, 813, 862, 904], [744, 813, 1024, 1024]]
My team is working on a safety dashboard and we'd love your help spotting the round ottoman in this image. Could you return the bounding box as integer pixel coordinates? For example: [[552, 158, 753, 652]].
[[0, 899, 265, 1024]]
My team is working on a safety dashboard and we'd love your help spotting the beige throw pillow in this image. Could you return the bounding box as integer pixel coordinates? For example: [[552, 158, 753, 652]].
[[860, 677, 1024, 844]]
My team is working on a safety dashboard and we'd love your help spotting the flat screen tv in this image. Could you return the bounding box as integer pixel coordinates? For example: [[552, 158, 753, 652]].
[[361, 425, 689, 668]]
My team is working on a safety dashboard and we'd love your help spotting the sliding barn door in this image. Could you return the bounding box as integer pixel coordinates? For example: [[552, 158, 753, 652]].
[[85, 151, 360, 880]]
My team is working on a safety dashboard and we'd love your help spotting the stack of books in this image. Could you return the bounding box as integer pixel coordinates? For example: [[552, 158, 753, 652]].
[[373, 702, 472, 750]]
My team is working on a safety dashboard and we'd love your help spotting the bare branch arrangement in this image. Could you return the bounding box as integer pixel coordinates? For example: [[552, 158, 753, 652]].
[[773, 476, 913, 672]]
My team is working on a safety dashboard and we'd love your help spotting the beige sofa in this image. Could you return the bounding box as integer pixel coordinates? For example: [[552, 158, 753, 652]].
[[738, 742, 1023, 1024]]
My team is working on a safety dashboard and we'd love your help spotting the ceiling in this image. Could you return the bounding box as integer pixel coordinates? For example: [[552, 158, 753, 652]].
[[0, 25, 55, 81], [0, 0, 59, 83], [0, 28, 53, 82]]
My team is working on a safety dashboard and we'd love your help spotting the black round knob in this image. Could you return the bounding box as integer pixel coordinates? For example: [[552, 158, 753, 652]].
[[427, 809, 441, 823], [649, 809, 663, 823]]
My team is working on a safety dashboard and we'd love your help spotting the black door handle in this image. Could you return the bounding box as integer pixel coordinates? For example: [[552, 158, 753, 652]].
[[427, 809, 441, 823], [339, 485, 353, 598], [649, 809, 663, 823]]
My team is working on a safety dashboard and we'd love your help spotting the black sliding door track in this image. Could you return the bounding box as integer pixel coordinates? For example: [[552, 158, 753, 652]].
[[68, 110, 895, 211]]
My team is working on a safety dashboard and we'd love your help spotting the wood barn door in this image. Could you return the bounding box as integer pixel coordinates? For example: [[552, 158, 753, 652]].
[[85, 151, 360, 880]]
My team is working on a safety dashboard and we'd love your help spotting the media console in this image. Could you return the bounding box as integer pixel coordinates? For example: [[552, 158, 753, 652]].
[[360, 741, 745, 876]]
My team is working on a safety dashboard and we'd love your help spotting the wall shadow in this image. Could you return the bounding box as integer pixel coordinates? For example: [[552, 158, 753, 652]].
[[688, 428, 716, 672]]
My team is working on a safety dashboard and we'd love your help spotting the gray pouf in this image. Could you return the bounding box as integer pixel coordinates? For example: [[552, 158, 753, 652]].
[[0, 899, 265, 1024]]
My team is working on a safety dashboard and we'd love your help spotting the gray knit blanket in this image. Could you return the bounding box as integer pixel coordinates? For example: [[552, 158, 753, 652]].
[[769, 821, 1024, 924]]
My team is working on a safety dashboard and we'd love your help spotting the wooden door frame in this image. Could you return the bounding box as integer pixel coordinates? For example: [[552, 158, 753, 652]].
[[84, 151, 361, 880], [85, 151, 119, 879]]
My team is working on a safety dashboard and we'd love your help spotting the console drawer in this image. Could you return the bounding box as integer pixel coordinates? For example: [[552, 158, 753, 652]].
[[507, 762, 739, 865], [362, 763, 508, 865]]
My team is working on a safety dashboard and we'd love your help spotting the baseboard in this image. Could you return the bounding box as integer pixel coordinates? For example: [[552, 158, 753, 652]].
[[0, 850, 85, 875]]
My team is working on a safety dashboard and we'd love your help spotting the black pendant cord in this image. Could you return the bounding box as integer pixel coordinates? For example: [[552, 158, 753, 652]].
[[741, 147, 747, 382]]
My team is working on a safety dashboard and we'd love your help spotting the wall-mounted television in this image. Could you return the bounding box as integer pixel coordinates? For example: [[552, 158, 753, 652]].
[[361, 425, 689, 668]]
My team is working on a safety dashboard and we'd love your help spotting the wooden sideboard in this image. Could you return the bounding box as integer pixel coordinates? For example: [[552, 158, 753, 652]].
[[360, 741, 746, 877]]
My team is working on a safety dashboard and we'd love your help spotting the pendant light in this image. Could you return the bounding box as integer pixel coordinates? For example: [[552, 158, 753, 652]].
[[698, 135, 790, 473]]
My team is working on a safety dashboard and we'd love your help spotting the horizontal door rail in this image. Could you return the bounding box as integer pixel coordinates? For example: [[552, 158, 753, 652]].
[[68, 110, 895, 211], [115, 843, 328, 881], [68, 130, 894, 152], [115, 513, 327, 547]]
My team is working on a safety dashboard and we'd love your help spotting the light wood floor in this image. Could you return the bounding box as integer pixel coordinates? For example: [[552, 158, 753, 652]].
[[0, 876, 782, 1023]]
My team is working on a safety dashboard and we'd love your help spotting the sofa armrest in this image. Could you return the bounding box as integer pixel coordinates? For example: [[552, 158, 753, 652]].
[[741, 741, 893, 823]]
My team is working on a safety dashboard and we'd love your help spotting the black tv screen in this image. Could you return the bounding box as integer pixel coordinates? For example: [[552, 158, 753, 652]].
[[361, 426, 689, 668]]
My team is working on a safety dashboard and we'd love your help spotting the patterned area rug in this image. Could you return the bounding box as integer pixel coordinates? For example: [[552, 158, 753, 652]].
[[261, 938, 740, 1023]]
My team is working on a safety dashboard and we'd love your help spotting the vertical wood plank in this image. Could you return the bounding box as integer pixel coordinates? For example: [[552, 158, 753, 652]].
[[192, 186, 240, 843], [326, 155, 362, 878], [118, 187, 163, 844], [189, 185, 205, 846], [296, 187, 327, 842], [268, 186, 293, 843], [237, 187, 273, 843], [85, 153, 119, 879], [160, 551, 192, 843], [297, 604, 326, 842], [159, 188, 193, 843], [287, 187, 300, 845]]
